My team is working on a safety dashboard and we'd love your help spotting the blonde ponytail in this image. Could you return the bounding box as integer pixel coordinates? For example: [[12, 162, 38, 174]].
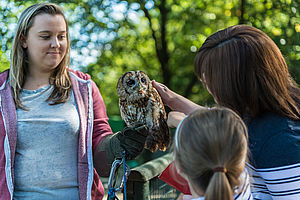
[[173, 107, 248, 199], [205, 172, 233, 200]]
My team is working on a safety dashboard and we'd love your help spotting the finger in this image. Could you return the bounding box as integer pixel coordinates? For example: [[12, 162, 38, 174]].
[[121, 145, 142, 157], [123, 144, 142, 154], [152, 80, 165, 91], [137, 129, 149, 137], [124, 134, 147, 144], [154, 81, 167, 89], [136, 128, 149, 137], [133, 123, 147, 130], [123, 123, 145, 132], [123, 126, 148, 137]]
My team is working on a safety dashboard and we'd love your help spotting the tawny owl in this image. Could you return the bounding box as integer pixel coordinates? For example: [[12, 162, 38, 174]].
[[117, 71, 171, 152]]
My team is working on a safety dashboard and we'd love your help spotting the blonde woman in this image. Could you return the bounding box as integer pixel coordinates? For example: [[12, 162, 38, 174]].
[[0, 3, 147, 199]]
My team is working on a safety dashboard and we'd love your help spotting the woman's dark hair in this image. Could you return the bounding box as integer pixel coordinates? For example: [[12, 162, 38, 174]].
[[194, 25, 300, 120]]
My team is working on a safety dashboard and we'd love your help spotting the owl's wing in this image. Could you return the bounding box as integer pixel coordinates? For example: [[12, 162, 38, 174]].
[[144, 87, 170, 151], [151, 87, 167, 118], [119, 100, 133, 127]]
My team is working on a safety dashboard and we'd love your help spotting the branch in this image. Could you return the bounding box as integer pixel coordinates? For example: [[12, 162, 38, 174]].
[[159, 0, 169, 68], [137, 0, 163, 64], [239, 0, 245, 24]]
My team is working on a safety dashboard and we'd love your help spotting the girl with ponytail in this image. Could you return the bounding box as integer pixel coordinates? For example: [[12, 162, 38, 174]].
[[173, 108, 252, 200]]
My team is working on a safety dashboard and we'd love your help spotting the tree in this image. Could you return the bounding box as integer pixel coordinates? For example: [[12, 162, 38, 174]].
[[85, 0, 300, 116], [0, 50, 10, 72], [85, 0, 241, 115]]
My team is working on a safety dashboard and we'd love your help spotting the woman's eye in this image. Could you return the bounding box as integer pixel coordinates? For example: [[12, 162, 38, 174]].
[[141, 77, 147, 84], [58, 35, 66, 40], [40, 35, 50, 39], [127, 80, 135, 86]]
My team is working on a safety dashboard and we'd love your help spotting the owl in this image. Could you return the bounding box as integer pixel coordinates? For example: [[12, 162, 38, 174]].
[[117, 71, 171, 152]]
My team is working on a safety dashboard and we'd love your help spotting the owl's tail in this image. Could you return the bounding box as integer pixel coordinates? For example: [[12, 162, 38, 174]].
[[158, 117, 171, 151], [145, 134, 159, 152], [144, 117, 171, 152]]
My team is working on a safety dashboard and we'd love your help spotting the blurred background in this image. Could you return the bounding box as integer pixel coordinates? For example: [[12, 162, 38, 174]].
[[0, 0, 299, 134]]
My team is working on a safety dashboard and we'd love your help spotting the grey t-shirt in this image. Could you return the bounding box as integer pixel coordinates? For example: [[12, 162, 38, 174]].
[[13, 85, 80, 200]]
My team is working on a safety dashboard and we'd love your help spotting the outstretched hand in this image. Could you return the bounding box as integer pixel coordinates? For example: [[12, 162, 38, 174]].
[[152, 80, 176, 109], [152, 80, 203, 114]]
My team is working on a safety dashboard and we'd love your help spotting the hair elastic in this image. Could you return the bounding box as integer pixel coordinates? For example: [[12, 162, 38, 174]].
[[213, 167, 227, 173], [174, 115, 188, 151]]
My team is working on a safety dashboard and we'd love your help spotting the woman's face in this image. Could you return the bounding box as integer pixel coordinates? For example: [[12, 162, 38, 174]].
[[22, 14, 67, 74]]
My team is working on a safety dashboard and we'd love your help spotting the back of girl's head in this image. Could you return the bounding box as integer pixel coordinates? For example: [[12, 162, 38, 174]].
[[174, 107, 248, 200], [194, 25, 300, 120]]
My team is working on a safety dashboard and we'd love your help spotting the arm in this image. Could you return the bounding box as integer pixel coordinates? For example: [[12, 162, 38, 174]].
[[90, 80, 114, 177], [152, 80, 205, 114]]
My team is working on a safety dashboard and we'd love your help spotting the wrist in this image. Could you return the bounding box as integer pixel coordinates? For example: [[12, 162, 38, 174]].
[[167, 93, 183, 110], [96, 133, 122, 164]]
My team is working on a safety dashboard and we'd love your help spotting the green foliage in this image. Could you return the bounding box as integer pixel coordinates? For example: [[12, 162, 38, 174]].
[[0, 0, 299, 116], [243, 0, 300, 82], [0, 51, 10, 72]]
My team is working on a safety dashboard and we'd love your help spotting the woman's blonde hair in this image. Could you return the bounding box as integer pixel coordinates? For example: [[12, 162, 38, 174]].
[[174, 107, 248, 200], [10, 3, 71, 109]]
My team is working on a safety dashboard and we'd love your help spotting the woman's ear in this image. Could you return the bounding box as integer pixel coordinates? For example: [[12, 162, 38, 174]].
[[21, 35, 28, 48]]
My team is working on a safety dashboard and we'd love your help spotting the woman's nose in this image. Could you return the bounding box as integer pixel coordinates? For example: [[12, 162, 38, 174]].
[[50, 37, 60, 48]]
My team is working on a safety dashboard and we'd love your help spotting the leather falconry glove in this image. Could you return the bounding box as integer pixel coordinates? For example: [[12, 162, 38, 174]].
[[97, 122, 148, 164]]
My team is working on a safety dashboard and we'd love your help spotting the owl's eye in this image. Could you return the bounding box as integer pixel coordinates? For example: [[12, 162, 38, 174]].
[[141, 77, 147, 84], [127, 79, 135, 86]]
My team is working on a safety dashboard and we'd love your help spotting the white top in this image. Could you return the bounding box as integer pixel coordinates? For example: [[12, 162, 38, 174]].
[[183, 170, 253, 200]]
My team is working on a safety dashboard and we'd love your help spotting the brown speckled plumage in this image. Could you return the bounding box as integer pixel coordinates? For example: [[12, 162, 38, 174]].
[[117, 71, 171, 152]]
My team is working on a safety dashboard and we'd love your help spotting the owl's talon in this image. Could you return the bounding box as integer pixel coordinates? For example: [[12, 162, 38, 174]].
[[134, 124, 147, 131]]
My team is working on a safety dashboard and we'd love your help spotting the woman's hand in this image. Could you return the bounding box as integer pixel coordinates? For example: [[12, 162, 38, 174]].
[[152, 80, 203, 114], [117, 123, 148, 160], [167, 111, 186, 128], [152, 80, 177, 108]]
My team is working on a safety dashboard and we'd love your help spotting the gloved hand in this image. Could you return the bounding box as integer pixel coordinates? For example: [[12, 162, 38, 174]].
[[96, 122, 148, 164], [117, 123, 148, 160]]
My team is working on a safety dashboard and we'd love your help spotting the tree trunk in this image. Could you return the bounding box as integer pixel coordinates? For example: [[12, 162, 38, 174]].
[[138, 0, 171, 87], [158, 0, 171, 86], [239, 0, 245, 24]]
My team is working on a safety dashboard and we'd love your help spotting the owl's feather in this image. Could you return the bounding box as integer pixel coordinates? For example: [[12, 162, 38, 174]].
[[117, 71, 171, 152]]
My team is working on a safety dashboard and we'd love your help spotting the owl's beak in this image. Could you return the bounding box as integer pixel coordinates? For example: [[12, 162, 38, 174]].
[[137, 86, 144, 95], [138, 89, 144, 94]]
